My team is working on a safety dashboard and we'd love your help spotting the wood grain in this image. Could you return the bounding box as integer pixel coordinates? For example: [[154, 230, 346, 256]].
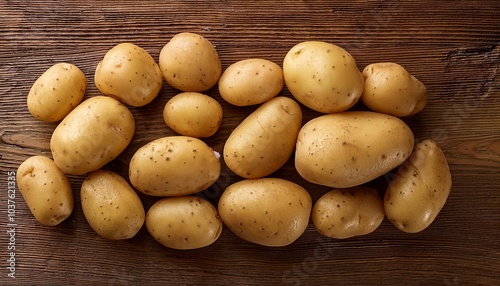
[[1, 1, 499, 285]]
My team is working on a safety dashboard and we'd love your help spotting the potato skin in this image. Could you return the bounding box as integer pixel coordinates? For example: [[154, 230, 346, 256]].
[[129, 136, 220, 196], [218, 178, 312, 247], [146, 196, 222, 250], [384, 139, 452, 233], [27, 63, 86, 122], [16, 156, 73, 226], [362, 62, 427, 117], [223, 96, 302, 179], [312, 187, 384, 239], [295, 111, 414, 188], [283, 41, 364, 113], [218, 58, 284, 106], [81, 170, 145, 240], [50, 96, 135, 175]]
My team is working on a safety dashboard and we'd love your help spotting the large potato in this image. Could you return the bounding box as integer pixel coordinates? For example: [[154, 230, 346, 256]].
[[218, 178, 312, 247], [362, 62, 427, 117], [27, 63, 86, 122], [295, 111, 414, 188], [16, 156, 73, 226], [384, 139, 452, 233], [223, 96, 302, 179], [146, 196, 222, 250], [218, 58, 283, 106], [81, 170, 145, 240], [129, 136, 220, 196], [312, 186, 384, 239], [50, 96, 135, 175], [95, 43, 163, 107], [283, 41, 364, 113]]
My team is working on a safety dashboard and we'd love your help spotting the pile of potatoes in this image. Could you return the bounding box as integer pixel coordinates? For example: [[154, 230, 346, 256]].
[[16, 32, 452, 250]]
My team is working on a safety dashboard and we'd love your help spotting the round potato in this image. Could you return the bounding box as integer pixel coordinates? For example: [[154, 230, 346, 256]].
[[362, 62, 427, 117], [50, 96, 135, 175], [146, 196, 222, 250], [223, 96, 302, 179], [218, 58, 284, 106], [295, 111, 414, 188], [159, 32, 221, 92], [95, 43, 163, 107], [218, 178, 312, 247], [81, 170, 145, 240], [384, 139, 452, 233], [283, 41, 364, 113], [163, 92, 223, 138], [27, 63, 86, 122], [129, 136, 220, 196], [16, 156, 73, 226], [312, 186, 384, 239]]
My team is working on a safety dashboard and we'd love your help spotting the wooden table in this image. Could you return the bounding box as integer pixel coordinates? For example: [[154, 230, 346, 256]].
[[1, 1, 499, 285]]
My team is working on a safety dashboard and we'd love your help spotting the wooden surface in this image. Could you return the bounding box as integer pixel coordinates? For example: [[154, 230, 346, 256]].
[[1, 1, 499, 285]]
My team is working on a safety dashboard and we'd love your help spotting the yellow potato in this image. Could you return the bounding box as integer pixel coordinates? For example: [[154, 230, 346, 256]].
[[223, 96, 302, 178], [50, 96, 135, 175], [283, 41, 364, 113], [146, 196, 222, 250], [129, 136, 220, 196], [384, 139, 452, 233], [16, 156, 73, 226], [312, 186, 384, 239], [81, 170, 145, 240], [27, 63, 86, 122], [362, 62, 427, 117], [163, 92, 223, 138], [295, 111, 414, 188], [218, 178, 312, 247], [95, 43, 163, 107], [218, 58, 284, 106]]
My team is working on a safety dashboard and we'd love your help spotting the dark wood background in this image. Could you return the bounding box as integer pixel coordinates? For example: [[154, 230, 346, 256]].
[[1, 1, 499, 285]]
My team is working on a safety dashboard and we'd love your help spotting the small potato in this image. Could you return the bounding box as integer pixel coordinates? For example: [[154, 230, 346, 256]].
[[223, 96, 302, 179], [163, 92, 223, 138], [81, 170, 145, 240], [218, 58, 284, 106], [283, 41, 364, 113], [312, 187, 384, 239], [362, 62, 427, 117], [95, 43, 163, 107], [384, 139, 452, 233], [159, 32, 221, 92], [27, 63, 86, 122], [129, 136, 220, 197], [16, 156, 73, 226], [146, 196, 222, 250], [218, 178, 312, 247], [50, 96, 135, 175]]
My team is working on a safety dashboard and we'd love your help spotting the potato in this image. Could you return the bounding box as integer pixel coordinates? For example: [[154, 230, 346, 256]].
[[312, 187, 384, 239], [295, 111, 414, 188], [283, 41, 364, 113], [16, 156, 73, 226], [384, 139, 452, 233], [361, 62, 427, 117], [95, 43, 163, 107], [159, 32, 221, 92], [129, 136, 220, 196], [27, 63, 86, 122], [218, 178, 312, 247], [50, 96, 135, 175], [81, 170, 145, 240], [163, 92, 223, 138], [146, 196, 222, 250], [223, 96, 302, 179], [218, 58, 283, 106]]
